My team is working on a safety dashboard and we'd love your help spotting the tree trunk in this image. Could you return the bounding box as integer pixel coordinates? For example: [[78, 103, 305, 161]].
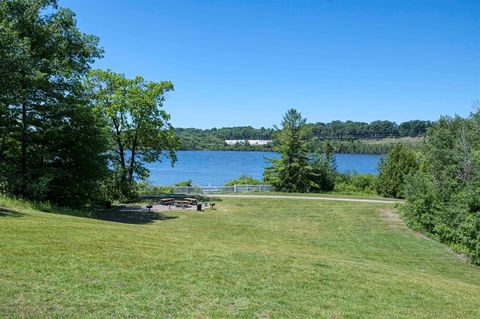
[[111, 116, 130, 197], [20, 102, 27, 196], [127, 134, 138, 183], [112, 116, 126, 178]]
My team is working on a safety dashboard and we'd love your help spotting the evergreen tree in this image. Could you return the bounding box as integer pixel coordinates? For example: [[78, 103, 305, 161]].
[[264, 109, 311, 192], [265, 109, 336, 192]]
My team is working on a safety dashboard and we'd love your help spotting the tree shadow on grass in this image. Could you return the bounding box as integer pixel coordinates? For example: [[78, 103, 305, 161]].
[[0, 207, 25, 218], [94, 205, 178, 224], [197, 196, 223, 203], [27, 202, 177, 225]]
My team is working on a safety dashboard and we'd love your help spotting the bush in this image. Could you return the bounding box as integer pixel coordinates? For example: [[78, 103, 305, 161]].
[[401, 114, 480, 265], [174, 180, 192, 187], [377, 145, 419, 198], [136, 181, 174, 195], [401, 172, 438, 231], [334, 173, 377, 194], [225, 175, 265, 186]]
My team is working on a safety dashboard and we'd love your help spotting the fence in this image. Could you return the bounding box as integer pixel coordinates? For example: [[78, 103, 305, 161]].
[[172, 184, 274, 195]]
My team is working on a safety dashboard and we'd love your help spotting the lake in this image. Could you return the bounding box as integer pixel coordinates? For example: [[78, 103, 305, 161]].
[[145, 151, 383, 186]]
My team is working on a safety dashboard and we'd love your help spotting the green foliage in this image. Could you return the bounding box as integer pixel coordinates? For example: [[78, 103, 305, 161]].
[[335, 173, 377, 194], [376, 145, 419, 198], [308, 141, 337, 192], [174, 180, 192, 187], [224, 175, 265, 186], [136, 181, 173, 195], [175, 120, 431, 153], [308, 119, 432, 139], [264, 109, 336, 193], [87, 69, 179, 199], [264, 109, 312, 192], [0, 0, 107, 207], [402, 113, 480, 264]]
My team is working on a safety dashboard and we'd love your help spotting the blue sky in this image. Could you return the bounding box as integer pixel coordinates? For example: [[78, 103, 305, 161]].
[[64, 0, 479, 128]]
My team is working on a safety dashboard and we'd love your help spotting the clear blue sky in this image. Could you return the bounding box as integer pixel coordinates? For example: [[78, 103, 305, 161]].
[[64, 0, 479, 128]]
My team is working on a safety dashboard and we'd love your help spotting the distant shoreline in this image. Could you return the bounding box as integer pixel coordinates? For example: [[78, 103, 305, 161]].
[[177, 136, 422, 155], [177, 149, 387, 156]]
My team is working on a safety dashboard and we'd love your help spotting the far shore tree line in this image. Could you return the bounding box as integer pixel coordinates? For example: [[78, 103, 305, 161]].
[[175, 119, 432, 154]]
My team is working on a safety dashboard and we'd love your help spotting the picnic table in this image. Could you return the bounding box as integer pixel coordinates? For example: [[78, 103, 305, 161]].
[[175, 200, 192, 209], [159, 198, 174, 205], [184, 197, 197, 205]]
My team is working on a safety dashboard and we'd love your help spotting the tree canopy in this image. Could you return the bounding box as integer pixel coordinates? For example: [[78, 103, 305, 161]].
[[0, 0, 107, 206], [402, 112, 480, 264], [87, 69, 179, 198]]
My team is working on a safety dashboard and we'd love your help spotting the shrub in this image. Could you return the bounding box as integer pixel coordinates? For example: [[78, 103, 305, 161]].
[[351, 174, 377, 193], [377, 145, 419, 198], [174, 180, 192, 187], [334, 173, 377, 194], [225, 175, 265, 186], [402, 114, 480, 264], [136, 181, 174, 195]]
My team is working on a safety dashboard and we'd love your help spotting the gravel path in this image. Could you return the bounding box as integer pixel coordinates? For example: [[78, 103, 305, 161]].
[[208, 194, 402, 204]]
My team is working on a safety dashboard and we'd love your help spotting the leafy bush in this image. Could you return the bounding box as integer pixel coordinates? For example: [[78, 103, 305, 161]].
[[174, 180, 192, 187], [136, 181, 174, 195], [225, 175, 265, 186], [334, 173, 377, 194], [401, 114, 480, 264], [376, 145, 419, 198]]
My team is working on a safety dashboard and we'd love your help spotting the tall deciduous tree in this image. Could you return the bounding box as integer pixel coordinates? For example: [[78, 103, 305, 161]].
[[0, 0, 108, 206], [87, 69, 179, 198]]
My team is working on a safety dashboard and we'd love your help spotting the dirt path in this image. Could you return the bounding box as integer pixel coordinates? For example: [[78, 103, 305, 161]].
[[208, 194, 402, 204]]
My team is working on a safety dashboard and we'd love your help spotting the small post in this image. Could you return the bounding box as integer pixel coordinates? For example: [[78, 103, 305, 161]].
[[234, 184, 237, 193], [146, 205, 153, 213]]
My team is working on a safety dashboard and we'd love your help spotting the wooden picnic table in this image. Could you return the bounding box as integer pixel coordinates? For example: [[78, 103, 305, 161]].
[[159, 198, 175, 205], [184, 197, 197, 204], [175, 200, 192, 209]]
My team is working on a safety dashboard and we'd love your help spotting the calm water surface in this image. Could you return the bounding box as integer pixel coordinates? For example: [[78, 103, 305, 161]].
[[145, 151, 383, 186]]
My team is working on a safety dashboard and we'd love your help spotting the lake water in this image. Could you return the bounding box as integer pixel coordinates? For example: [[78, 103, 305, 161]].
[[145, 151, 383, 186]]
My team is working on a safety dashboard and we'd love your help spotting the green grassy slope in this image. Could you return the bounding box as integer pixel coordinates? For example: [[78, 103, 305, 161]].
[[1, 197, 479, 318]]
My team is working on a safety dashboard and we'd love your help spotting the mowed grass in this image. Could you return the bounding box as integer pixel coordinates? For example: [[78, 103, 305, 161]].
[[1, 197, 480, 318]]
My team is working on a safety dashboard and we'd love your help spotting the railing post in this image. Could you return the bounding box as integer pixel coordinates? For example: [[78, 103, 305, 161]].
[[234, 184, 237, 193]]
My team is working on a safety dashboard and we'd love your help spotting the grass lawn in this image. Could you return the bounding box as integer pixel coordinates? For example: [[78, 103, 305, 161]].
[[1, 197, 480, 318]]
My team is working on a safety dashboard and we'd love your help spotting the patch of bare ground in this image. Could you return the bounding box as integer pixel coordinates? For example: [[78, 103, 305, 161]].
[[379, 208, 430, 241], [379, 208, 471, 262], [380, 208, 405, 228]]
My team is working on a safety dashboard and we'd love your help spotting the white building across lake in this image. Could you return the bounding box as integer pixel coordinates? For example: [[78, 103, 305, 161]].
[[225, 139, 273, 145]]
